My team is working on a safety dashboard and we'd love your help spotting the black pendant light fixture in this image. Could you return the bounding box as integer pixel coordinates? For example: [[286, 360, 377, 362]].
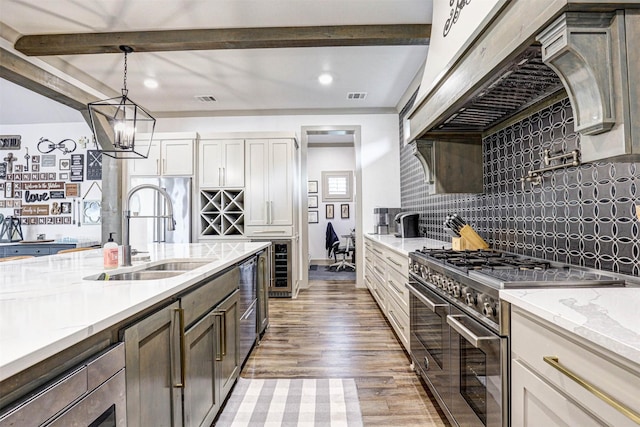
[[87, 45, 155, 159]]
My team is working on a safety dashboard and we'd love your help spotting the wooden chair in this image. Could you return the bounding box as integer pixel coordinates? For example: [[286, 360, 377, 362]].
[[57, 247, 96, 254], [0, 255, 35, 262]]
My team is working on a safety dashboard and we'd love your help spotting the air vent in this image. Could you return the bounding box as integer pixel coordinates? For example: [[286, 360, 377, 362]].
[[195, 95, 217, 102], [347, 92, 367, 100]]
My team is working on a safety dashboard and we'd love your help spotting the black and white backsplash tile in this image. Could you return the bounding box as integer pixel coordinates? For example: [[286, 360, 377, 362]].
[[400, 98, 640, 276]]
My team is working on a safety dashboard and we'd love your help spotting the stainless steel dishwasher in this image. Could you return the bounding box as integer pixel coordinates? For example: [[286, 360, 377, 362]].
[[0, 343, 126, 426], [238, 255, 258, 365]]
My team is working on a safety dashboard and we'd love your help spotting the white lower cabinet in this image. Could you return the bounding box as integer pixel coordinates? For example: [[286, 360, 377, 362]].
[[364, 236, 410, 352], [511, 308, 640, 427]]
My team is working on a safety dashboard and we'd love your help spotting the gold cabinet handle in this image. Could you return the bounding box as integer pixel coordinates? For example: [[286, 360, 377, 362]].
[[174, 308, 186, 388], [543, 356, 640, 423]]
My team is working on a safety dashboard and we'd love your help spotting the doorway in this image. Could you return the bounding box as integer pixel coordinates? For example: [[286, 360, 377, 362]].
[[299, 126, 363, 290]]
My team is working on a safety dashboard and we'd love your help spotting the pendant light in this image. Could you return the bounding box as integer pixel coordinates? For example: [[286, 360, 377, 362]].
[[87, 45, 155, 159]]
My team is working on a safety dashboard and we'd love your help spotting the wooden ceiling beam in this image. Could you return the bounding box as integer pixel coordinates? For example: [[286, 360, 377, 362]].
[[14, 24, 431, 56]]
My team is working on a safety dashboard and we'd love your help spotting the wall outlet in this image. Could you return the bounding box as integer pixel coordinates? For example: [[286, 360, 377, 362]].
[[636, 205, 640, 220]]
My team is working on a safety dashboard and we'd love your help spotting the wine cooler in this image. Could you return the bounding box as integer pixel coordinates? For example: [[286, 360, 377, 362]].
[[252, 239, 292, 298]]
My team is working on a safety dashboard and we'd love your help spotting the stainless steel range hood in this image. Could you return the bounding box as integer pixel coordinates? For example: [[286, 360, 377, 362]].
[[408, 2, 640, 163]]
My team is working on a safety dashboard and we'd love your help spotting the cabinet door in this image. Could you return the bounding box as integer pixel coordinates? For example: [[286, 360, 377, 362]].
[[129, 140, 161, 175], [245, 139, 269, 225], [183, 312, 219, 427], [124, 301, 182, 427], [199, 140, 224, 187], [163, 140, 193, 176], [222, 140, 245, 187], [216, 291, 240, 400], [512, 359, 607, 427], [268, 139, 293, 225]]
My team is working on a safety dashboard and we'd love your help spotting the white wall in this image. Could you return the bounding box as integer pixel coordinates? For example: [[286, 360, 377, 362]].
[[0, 121, 102, 243], [307, 146, 356, 261], [156, 113, 402, 237]]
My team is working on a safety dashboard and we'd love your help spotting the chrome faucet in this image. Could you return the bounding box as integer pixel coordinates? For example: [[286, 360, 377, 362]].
[[121, 184, 176, 266]]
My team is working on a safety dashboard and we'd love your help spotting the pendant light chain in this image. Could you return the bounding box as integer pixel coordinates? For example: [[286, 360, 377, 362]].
[[122, 50, 128, 95]]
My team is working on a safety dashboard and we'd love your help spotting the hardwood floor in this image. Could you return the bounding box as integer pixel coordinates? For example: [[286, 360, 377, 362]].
[[241, 279, 450, 426]]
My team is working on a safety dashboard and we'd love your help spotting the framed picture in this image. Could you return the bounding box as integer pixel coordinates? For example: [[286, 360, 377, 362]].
[[325, 204, 334, 219], [308, 195, 318, 209], [59, 159, 70, 170], [308, 180, 318, 194], [308, 210, 318, 224], [341, 204, 350, 219], [59, 172, 69, 180]]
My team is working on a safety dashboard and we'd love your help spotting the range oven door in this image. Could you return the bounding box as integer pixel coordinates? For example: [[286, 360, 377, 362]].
[[407, 281, 451, 408], [447, 308, 505, 427]]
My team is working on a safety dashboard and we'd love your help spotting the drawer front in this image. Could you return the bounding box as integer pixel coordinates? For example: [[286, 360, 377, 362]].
[[182, 267, 239, 327], [244, 225, 293, 237], [511, 308, 640, 427], [5, 246, 51, 256], [385, 266, 409, 315], [386, 294, 409, 352], [381, 248, 408, 276]]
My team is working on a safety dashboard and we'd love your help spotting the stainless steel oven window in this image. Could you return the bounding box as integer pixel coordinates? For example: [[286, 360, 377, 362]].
[[410, 285, 447, 368], [447, 311, 504, 427]]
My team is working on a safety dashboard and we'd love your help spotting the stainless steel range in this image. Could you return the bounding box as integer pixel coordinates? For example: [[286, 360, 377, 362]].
[[407, 248, 626, 427]]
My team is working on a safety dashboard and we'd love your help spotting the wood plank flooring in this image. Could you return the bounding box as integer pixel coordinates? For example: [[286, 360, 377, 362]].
[[241, 280, 450, 426]]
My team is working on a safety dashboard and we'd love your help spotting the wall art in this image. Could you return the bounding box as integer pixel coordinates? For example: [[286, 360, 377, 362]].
[[0, 135, 21, 149], [86, 150, 102, 180], [308, 180, 318, 194], [308, 210, 318, 224], [82, 199, 101, 225], [326, 204, 334, 219], [59, 159, 70, 170], [70, 154, 84, 182], [341, 204, 350, 219], [41, 155, 56, 168]]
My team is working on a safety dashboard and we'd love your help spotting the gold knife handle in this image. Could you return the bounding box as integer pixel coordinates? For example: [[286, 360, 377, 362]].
[[543, 356, 640, 423]]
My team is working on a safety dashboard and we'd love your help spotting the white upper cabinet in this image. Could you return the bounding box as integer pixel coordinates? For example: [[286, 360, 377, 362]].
[[129, 133, 197, 176], [198, 139, 245, 188], [245, 139, 293, 229]]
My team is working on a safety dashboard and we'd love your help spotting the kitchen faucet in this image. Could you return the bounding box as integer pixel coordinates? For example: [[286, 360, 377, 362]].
[[122, 184, 176, 266]]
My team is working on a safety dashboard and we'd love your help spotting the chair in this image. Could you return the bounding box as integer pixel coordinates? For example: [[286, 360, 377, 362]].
[[330, 233, 355, 271]]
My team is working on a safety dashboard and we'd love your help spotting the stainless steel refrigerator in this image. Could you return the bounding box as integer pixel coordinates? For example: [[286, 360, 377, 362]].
[[128, 177, 192, 249]]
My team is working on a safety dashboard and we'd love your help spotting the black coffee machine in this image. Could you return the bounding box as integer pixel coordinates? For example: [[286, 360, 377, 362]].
[[394, 212, 420, 238]]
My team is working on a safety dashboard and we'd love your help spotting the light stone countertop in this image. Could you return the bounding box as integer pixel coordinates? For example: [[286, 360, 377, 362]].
[[0, 241, 269, 381], [364, 233, 450, 256], [501, 287, 640, 367]]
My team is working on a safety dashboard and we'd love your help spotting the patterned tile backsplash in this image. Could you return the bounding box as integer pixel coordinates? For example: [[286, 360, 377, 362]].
[[400, 98, 640, 276]]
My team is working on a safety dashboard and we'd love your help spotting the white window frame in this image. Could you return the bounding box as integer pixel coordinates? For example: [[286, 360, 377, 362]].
[[321, 170, 353, 202]]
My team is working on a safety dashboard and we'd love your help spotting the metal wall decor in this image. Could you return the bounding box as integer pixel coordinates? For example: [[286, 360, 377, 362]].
[[0, 135, 21, 149], [37, 137, 77, 154], [443, 0, 472, 37]]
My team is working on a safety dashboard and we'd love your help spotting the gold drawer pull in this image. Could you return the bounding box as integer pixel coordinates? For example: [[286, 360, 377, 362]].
[[543, 356, 640, 423]]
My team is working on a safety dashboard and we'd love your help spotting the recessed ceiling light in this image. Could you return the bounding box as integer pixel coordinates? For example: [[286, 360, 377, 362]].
[[318, 73, 333, 85], [143, 78, 158, 89]]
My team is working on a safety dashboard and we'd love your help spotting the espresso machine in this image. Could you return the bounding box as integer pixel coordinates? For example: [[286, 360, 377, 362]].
[[373, 207, 401, 234]]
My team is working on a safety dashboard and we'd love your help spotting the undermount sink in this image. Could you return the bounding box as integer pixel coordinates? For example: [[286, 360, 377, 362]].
[[105, 271, 183, 281], [144, 261, 212, 271], [85, 258, 217, 281]]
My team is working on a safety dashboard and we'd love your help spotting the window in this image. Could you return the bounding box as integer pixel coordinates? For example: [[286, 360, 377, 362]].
[[322, 171, 353, 202]]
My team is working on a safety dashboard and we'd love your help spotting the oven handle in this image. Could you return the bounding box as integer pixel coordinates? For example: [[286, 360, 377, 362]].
[[447, 314, 499, 350], [407, 283, 448, 314]]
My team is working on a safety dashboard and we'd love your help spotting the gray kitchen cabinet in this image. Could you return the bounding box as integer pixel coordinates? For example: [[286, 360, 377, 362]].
[[1, 243, 76, 258], [124, 265, 242, 427], [183, 290, 239, 427], [124, 300, 182, 427]]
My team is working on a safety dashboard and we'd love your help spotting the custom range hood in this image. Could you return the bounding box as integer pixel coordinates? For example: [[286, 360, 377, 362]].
[[408, 2, 640, 163]]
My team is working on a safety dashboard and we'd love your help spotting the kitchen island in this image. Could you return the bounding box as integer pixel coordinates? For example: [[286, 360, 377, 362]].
[[0, 241, 268, 424]]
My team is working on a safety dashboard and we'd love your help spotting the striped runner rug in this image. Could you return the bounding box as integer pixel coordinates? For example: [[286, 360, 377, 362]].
[[215, 378, 364, 427]]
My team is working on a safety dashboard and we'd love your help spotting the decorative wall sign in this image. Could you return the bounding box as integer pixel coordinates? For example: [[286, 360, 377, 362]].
[[24, 190, 49, 203], [59, 159, 70, 170], [86, 150, 102, 180], [47, 173, 56, 180], [0, 135, 21, 149], [32, 164, 40, 172], [82, 200, 101, 225], [32, 155, 40, 163], [21, 204, 49, 216], [70, 154, 84, 182], [443, 0, 472, 37], [0, 163, 6, 179], [50, 191, 65, 199], [51, 202, 61, 215], [4, 182, 13, 198], [41, 155, 56, 168], [3, 153, 16, 172], [59, 173, 68, 180], [65, 183, 80, 197], [22, 182, 65, 190], [61, 202, 72, 214]]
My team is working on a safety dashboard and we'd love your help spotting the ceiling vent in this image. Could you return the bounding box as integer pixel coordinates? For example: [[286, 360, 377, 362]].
[[347, 92, 367, 100], [195, 95, 217, 103]]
